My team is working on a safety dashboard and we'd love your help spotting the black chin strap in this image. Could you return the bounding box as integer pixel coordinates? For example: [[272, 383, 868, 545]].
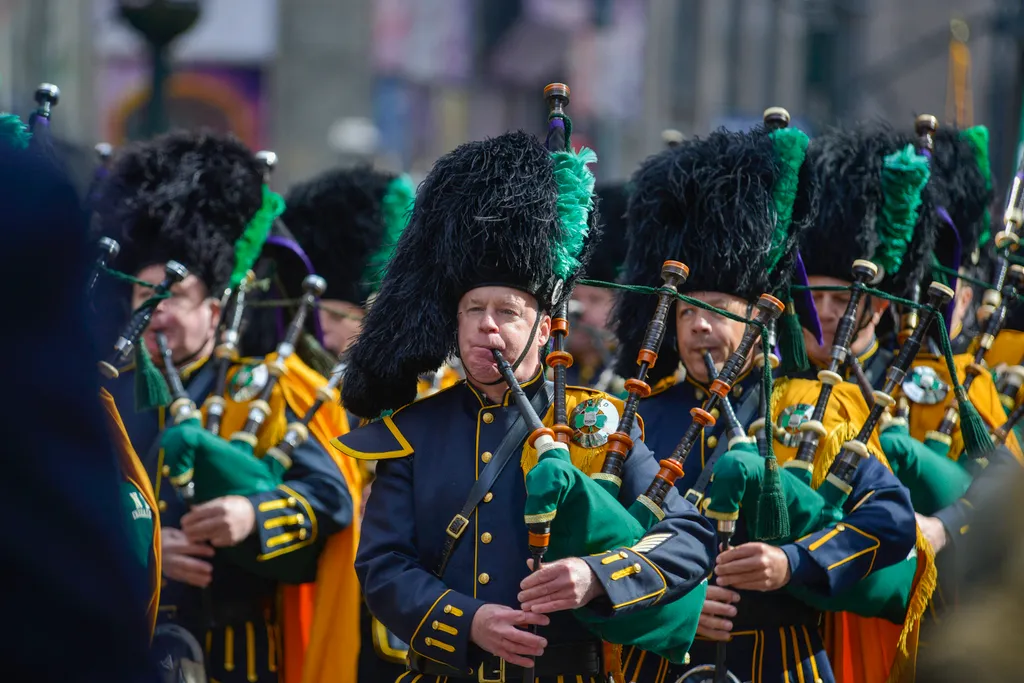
[[462, 310, 545, 387]]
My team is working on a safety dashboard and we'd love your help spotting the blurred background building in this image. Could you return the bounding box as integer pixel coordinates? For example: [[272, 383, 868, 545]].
[[1, 0, 1022, 193]]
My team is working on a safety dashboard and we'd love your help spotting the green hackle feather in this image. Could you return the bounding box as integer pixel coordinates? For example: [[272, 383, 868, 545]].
[[960, 126, 992, 247], [876, 144, 930, 276], [550, 147, 598, 281], [756, 327, 790, 540], [765, 128, 809, 274], [0, 113, 31, 150], [364, 173, 416, 290], [134, 344, 171, 412], [228, 185, 285, 289]]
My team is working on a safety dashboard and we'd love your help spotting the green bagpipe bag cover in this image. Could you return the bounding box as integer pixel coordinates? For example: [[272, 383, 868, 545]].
[[879, 420, 972, 516], [524, 446, 706, 664], [707, 445, 918, 624], [160, 418, 283, 503]]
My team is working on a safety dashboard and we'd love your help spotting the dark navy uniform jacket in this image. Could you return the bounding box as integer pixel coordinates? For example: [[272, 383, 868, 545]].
[[107, 357, 352, 682], [335, 373, 716, 678], [631, 359, 916, 683]]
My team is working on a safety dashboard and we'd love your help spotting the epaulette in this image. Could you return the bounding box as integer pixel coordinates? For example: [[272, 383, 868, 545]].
[[331, 381, 463, 460], [648, 374, 678, 397]]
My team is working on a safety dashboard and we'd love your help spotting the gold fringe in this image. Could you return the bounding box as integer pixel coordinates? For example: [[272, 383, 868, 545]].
[[811, 421, 860, 489], [886, 525, 935, 683]]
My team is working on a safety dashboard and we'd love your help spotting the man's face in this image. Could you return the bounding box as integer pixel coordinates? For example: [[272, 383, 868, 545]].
[[675, 291, 752, 384], [457, 286, 551, 387], [568, 284, 615, 358], [804, 275, 888, 363], [318, 299, 364, 357], [132, 263, 220, 364]]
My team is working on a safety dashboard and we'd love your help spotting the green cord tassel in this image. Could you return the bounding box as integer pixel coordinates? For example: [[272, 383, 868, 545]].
[[755, 327, 790, 540], [777, 299, 809, 375], [134, 344, 171, 412], [935, 314, 992, 462], [956, 387, 994, 462]]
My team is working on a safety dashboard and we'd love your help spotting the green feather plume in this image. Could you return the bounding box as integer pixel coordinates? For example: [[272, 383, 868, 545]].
[[364, 173, 416, 290], [0, 113, 31, 150], [876, 144, 930, 276], [766, 128, 809, 274], [551, 147, 598, 281], [228, 185, 285, 289], [960, 126, 992, 246]]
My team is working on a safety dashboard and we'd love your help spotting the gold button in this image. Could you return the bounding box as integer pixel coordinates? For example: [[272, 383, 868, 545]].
[[481, 532, 493, 544], [425, 637, 434, 646], [478, 573, 490, 585], [733, 385, 743, 397], [633, 563, 642, 572], [481, 451, 492, 463], [707, 436, 719, 449], [482, 412, 494, 424], [710, 408, 720, 419], [483, 492, 494, 503], [287, 497, 297, 506], [960, 525, 969, 535], [299, 528, 308, 540], [694, 390, 705, 400], [161, 465, 171, 476], [443, 605, 453, 614], [836, 523, 846, 532], [296, 513, 305, 524], [431, 620, 439, 629], [158, 500, 168, 512]]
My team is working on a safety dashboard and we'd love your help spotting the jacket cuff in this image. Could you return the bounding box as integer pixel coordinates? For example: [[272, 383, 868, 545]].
[[933, 500, 968, 551], [581, 548, 668, 618], [781, 543, 827, 591], [248, 484, 316, 561], [408, 589, 483, 673]]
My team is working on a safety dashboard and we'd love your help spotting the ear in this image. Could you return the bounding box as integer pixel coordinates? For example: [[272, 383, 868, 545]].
[[537, 313, 552, 348], [207, 294, 222, 328], [870, 297, 890, 325]]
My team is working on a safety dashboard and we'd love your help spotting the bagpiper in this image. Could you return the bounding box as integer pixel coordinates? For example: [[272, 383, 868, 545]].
[[96, 130, 362, 683], [332, 96, 716, 682]]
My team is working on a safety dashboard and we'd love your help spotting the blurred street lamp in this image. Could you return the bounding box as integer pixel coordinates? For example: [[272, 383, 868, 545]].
[[117, 0, 202, 138]]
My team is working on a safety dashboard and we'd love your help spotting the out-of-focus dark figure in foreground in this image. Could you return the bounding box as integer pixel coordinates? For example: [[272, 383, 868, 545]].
[[916, 444, 1024, 683], [0, 123, 157, 682]]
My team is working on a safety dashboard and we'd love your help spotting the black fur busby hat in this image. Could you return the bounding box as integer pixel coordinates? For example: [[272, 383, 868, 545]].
[[798, 122, 937, 300], [583, 183, 629, 282], [96, 130, 276, 295], [340, 130, 599, 418], [281, 166, 416, 305], [612, 126, 813, 384], [927, 126, 993, 275]]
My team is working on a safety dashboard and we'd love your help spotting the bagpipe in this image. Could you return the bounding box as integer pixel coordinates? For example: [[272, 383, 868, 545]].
[[924, 116, 1024, 454], [495, 84, 707, 669]]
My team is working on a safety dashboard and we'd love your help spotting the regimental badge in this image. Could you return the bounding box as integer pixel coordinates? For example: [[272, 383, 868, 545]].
[[902, 366, 949, 405], [229, 364, 269, 402], [570, 398, 619, 448], [775, 403, 815, 447]]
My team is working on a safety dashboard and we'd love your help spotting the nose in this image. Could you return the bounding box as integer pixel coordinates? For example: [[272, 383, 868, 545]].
[[689, 311, 714, 335], [477, 310, 500, 334]]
